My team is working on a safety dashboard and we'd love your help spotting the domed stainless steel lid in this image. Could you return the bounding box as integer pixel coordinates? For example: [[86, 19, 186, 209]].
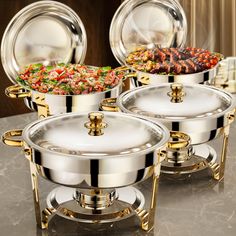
[[117, 84, 235, 121], [1, 0, 87, 84], [116, 84, 235, 144], [109, 0, 187, 65], [23, 112, 169, 158]]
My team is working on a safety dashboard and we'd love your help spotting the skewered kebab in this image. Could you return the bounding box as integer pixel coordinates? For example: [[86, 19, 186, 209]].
[[126, 47, 220, 75]]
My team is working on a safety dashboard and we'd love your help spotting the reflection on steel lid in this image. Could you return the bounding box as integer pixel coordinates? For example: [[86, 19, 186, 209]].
[[1, 0, 87, 84], [23, 112, 169, 158], [110, 0, 187, 65], [117, 83, 235, 120]]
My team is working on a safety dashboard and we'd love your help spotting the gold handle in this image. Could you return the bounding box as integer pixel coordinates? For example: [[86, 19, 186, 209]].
[[138, 76, 150, 85], [167, 83, 185, 103], [114, 66, 137, 80], [168, 131, 190, 149], [84, 112, 108, 136], [100, 98, 119, 112], [5, 84, 31, 98], [2, 129, 23, 147]]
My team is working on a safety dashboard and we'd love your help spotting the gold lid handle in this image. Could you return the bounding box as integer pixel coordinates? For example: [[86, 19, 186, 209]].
[[167, 83, 185, 103], [84, 112, 108, 136]]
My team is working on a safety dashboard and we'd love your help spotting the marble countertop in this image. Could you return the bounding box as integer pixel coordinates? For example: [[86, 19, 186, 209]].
[[0, 112, 236, 236]]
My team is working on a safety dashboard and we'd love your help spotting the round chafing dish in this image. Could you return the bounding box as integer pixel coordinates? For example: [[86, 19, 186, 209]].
[[2, 111, 169, 231], [101, 83, 236, 179], [109, 0, 220, 86], [1, 1, 125, 118]]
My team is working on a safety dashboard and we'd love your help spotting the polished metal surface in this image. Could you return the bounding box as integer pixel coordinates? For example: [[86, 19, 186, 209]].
[[6, 81, 123, 118], [162, 143, 217, 174], [130, 63, 219, 86], [118, 84, 233, 119], [116, 83, 236, 144], [1, 112, 236, 235], [24, 112, 168, 157], [3, 112, 169, 188], [1, 0, 87, 84], [74, 188, 117, 210], [109, 0, 187, 65], [46, 186, 145, 223]]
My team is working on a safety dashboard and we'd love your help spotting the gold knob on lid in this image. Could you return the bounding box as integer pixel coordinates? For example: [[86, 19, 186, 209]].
[[84, 112, 108, 136], [167, 83, 185, 103]]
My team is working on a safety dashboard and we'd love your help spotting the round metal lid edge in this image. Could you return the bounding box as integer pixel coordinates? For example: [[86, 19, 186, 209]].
[[1, 0, 87, 84]]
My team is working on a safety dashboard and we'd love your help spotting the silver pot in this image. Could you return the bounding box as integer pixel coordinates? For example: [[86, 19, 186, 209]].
[[129, 63, 220, 86], [1, 1, 125, 118], [109, 0, 220, 85], [100, 83, 236, 178], [5, 77, 123, 118], [101, 83, 235, 144], [2, 111, 169, 188]]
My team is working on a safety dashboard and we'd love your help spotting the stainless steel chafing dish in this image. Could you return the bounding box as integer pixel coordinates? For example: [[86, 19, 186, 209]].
[[1, 1, 126, 119], [2, 111, 169, 231], [109, 0, 220, 86], [101, 83, 236, 180]]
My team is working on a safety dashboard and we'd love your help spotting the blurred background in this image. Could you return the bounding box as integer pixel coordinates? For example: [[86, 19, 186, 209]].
[[0, 0, 235, 117]]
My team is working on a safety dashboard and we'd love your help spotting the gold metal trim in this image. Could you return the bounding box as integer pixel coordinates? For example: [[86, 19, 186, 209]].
[[138, 76, 150, 85], [114, 66, 137, 80], [84, 112, 108, 136], [2, 129, 23, 147], [136, 160, 161, 232], [100, 98, 119, 112], [168, 131, 190, 149], [33, 93, 49, 119], [167, 83, 185, 103], [209, 125, 230, 181], [5, 84, 31, 98]]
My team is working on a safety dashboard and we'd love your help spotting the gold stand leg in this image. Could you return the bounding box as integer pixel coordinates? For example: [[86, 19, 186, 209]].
[[30, 162, 54, 229], [136, 164, 160, 232], [30, 162, 43, 228], [209, 125, 230, 181]]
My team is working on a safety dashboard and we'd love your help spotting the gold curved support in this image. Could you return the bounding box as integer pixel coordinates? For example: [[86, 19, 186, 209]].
[[30, 162, 56, 230], [114, 66, 129, 72], [33, 94, 50, 119], [5, 84, 31, 98], [209, 125, 230, 181], [2, 129, 23, 147], [136, 151, 165, 232], [168, 131, 190, 149], [41, 208, 54, 229], [114, 66, 137, 79], [100, 98, 119, 112]]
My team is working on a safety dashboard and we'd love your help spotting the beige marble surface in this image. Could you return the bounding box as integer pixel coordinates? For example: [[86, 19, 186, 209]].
[[0, 112, 236, 236]]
